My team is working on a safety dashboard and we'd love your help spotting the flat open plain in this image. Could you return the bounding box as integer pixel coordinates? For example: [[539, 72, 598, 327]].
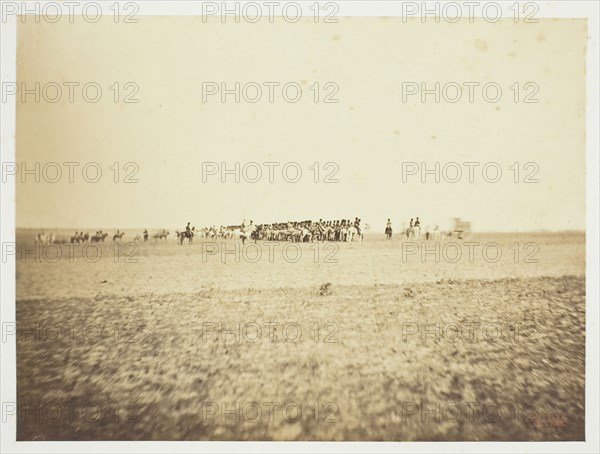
[[15, 231, 585, 440]]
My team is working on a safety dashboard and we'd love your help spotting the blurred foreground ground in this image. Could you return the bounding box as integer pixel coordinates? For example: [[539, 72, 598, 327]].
[[15, 231, 585, 440]]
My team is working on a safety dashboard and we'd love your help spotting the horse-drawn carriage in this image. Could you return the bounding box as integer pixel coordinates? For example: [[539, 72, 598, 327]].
[[450, 218, 471, 239]]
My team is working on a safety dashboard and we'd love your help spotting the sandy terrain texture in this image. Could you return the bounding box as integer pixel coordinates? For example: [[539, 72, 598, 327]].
[[15, 231, 585, 440]]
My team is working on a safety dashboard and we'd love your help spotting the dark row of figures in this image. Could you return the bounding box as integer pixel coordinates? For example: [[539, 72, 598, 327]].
[[37, 218, 367, 247], [259, 218, 366, 243], [173, 218, 367, 245], [32, 230, 164, 244], [35, 217, 467, 246], [70, 231, 124, 243]]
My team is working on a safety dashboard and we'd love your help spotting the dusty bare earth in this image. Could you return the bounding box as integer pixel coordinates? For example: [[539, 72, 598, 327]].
[[15, 231, 585, 440]]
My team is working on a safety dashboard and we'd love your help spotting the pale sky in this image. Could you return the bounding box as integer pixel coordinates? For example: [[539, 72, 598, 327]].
[[15, 17, 587, 231]]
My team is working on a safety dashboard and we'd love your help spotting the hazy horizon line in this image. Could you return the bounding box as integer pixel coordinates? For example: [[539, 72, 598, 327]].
[[13, 226, 587, 234]]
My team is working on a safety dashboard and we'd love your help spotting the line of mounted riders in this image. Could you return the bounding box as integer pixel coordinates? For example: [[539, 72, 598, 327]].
[[68, 229, 172, 243], [173, 218, 365, 245], [65, 218, 365, 246], [67, 230, 171, 243], [69, 230, 124, 243]]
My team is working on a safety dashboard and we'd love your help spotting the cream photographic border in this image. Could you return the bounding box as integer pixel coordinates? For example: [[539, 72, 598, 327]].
[[1, 1, 598, 453]]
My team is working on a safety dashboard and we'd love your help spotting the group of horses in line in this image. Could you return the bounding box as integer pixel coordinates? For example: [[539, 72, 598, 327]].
[[34, 231, 55, 244], [167, 219, 366, 245], [32, 217, 463, 247], [33, 230, 126, 245], [34, 229, 195, 245], [70, 231, 124, 243], [258, 219, 365, 243], [68, 230, 172, 244]]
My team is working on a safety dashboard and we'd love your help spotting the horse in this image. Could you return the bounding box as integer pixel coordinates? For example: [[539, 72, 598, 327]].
[[113, 232, 125, 241], [230, 224, 255, 244], [405, 226, 421, 239], [413, 225, 421, 239], [91, 233, 109, 242], [290, 228, 303, 242], [433, 225, 446, 241], [300, 227, 312, 242], [153, 230, 170, 241], [251, 225, 262, 242], [319, 225, 334, 241], [222, 227, 233, 239], [231, 228, 247, 244], [35, 231, 51, 244], [348, 225, 363, 242], [340, 226, 349, 242], [179, 228, 194, 245]]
